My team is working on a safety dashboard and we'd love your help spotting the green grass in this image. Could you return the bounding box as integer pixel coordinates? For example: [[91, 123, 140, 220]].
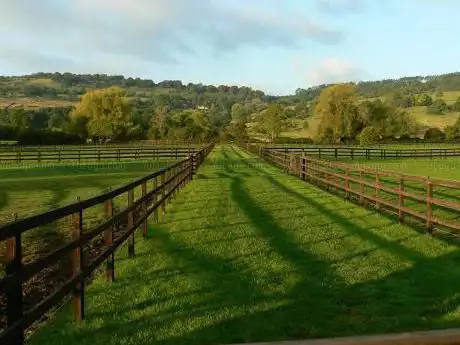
[[29, 145, 460, 345], [352, 157, 460, 180], [321, 157, 460, 225], [0, 160, 173, 222], [406, 106, 460, 130], [0, 160, 176, 269]]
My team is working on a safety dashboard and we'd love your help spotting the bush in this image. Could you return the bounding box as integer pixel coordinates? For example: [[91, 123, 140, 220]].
[[358, 126, 380, 146], [423, 127, 445, 142], [427, 98, 448, 114]]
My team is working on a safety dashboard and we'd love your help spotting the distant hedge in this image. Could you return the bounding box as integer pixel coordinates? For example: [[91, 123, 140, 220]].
[[0, 125, 84, 145]]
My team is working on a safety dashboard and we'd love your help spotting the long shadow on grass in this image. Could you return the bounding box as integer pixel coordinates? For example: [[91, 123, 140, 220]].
[[29, 146, 460, 345], [226, 145, 460, 334]]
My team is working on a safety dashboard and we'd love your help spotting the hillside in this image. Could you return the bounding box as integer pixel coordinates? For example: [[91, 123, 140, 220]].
[[1, 72, 460, 143]]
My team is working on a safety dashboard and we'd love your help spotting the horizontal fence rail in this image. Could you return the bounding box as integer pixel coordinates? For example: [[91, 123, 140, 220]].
[[0, 145, 205, 165], [255, 146, 460, 160], [244, 144, 460, 237], [0, 143, 214, 345]]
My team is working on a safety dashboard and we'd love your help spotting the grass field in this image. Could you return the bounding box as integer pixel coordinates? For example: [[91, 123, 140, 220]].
[[0, 160, 173, 223], [28, 145, 460, 345], [0, 98, 75, 109], [351, 157, 460, 180]]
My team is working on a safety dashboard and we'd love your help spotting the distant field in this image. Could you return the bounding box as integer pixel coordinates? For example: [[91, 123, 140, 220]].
[[0, 97, 76, 109], [406, 106, 460, 130], [431, 90, 460, 103], [26, 78, 61, 88]]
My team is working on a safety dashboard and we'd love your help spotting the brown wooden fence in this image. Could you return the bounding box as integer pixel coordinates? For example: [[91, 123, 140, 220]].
[[244, 144, 460, 237], [0, 145, 204, 164], [257, 146, 460, 160], [0, 143, 214, 345]]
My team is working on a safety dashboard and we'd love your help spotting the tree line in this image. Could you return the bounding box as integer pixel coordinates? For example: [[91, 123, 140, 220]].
[[2, 72, 460, 145]]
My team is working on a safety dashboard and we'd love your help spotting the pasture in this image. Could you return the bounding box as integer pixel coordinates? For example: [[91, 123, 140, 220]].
[[0, 160, 171, 223], [24, 145, 460, 345]]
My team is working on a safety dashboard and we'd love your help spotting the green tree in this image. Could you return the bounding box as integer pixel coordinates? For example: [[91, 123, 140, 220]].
[[414, 93, 433, 106], [358, 126, 380, 145], [68, 114, 88, 140], [231, 103, 247, 123], [9, 108, 30, 129], [149, 106, 169, 139], [257, 104, 285, 142], [427, 98, 448, 114], [453, 96, 460, 112], [423, 127, 445, 142], [315, 84, 362, 143], [71, 87, 132, 142]]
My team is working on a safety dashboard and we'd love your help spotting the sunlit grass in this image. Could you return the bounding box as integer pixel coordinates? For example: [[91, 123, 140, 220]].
[[28, 145, 460, 345]]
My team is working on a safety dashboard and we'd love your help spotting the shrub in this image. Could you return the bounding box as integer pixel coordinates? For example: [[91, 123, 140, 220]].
[[423, 127, 445, 142], [358, 126, 380, 146]]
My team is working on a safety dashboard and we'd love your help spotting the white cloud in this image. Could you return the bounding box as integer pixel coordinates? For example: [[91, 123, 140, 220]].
[[0, 0, 344, 72], [306, 58, 368, 85]]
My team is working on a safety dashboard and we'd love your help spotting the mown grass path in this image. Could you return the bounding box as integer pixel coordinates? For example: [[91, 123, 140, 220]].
[[30, 145, 460, 345]]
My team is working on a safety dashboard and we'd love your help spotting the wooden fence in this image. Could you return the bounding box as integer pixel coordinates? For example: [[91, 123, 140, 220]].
[[244, 145, 460, 237], [0, 143, 214, 345], [257, 146, 460, 160], [0, 145, 203, 164]]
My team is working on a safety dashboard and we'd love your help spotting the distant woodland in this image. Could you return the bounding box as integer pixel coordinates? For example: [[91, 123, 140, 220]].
[[1, 72, 460, 145]]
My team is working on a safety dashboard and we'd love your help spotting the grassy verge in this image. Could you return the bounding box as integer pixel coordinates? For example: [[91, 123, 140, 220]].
[[28, 145, 460, 345]]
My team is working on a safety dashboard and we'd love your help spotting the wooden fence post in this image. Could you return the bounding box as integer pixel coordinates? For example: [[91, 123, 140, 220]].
[[142, 181, 148, 237], [398, 176, 405, 223], [71, 199, 84, 322], [375, 173, 380, 210], [359, 170, 364, 204], [191, 154, 197, 178], [104, 195, 115, 282], [426, 180, 433, 234], [345, 168, 350, 200], [127, 188, 135, 257], [153, 176, 159, 223], [300, 155, 306, 180], [6, 213, 24, 345], [161, 172, 166, 216]]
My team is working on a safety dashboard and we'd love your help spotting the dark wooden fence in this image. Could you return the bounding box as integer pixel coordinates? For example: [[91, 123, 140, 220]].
[[0, 143, 214, 345], [257, 146, 460, 160], [244, 144, 460, 237], [0, 145, 204, 164]]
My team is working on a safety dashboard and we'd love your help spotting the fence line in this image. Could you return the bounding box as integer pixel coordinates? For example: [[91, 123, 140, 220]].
[[0, 146, 204, 164], [244, 144, 460, 237], [0, 143, 214, 345], [256, 146, 460, 160]]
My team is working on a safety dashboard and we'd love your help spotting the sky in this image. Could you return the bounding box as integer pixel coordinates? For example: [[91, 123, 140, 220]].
[[0, 0, 459, 95]]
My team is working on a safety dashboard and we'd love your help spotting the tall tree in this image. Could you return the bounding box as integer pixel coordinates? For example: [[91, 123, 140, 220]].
[[71, 86, 132, 142], [256, 104, 285, 142], [9, 108, 30, 129], [315, 84, 361, 143], [231, 103, 247, 123]]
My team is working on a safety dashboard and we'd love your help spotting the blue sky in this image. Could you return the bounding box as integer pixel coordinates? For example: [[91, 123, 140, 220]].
[[0, 0, 459, 95]]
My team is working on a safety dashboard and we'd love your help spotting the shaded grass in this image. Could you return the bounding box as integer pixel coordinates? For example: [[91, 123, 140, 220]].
[[0, 160, 173, 222], [28, 145, 460, 345]]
